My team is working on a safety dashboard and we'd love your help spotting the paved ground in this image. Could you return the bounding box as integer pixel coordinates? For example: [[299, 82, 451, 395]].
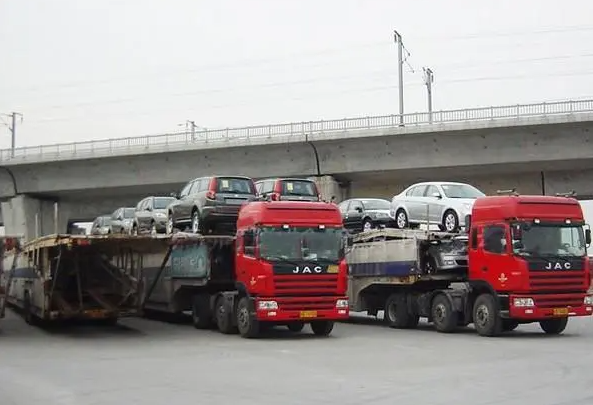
[[1, 310, 592, 405]]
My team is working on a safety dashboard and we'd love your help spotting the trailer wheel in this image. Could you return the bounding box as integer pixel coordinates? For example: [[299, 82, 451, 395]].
[[539, 318, 568, 335], [431, 294, 457, 333], [311, 320, 334, 336], [473, 293, 502, 337], [215, 295, 236, 334], [384, 293, 419, 329], [287, 322, 305, 332], [236, 296, 260, 338], [191, 294, 213, 329]]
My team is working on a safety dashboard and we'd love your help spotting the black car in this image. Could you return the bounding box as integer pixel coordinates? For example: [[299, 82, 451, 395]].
[[337, 198, 393, 233], [167, 175, 257, 234], [424, 235, 468, 275]]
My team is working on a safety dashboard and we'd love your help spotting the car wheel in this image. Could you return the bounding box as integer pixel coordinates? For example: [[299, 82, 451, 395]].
[[191, 210, 201, 234], [442, 210, 459, 233], [150, 222, 157, 236], [166, 214, 174, 234], [395, 209, 409, 229], [362, 219, 373, 232], [131, 225, 138, 236]]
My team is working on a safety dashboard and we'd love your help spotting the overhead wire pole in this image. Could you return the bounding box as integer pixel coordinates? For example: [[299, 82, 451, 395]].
[[7, 112, 23, 157], [423, 67, 434, 123], [393, 30, 405, 126]]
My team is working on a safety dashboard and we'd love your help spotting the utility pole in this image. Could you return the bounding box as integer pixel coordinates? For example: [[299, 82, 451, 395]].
[[187, 120, 196, 141], [423, 67, 434, 123], [393, 30, 405, 126], [3, 112, 23, 158]]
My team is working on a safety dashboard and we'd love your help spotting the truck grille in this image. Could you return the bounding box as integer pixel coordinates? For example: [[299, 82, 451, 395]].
[[529, 271, 588, 292], [532, 293, 584, 309], [273, 274, 338, 296], [276, 296, 338, 311]]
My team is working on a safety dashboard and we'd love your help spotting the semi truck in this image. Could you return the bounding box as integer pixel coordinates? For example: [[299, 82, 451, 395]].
[[346, 194, 592, 336], [141, 200, 349, 338], [1, 234, 156, 325]]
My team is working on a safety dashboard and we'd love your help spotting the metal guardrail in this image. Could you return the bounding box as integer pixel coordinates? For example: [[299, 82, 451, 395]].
[[3, 99, 593, 163]]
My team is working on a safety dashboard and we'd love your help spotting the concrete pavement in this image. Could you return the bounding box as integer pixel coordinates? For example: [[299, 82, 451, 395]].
[[1, 310, 592, 405]]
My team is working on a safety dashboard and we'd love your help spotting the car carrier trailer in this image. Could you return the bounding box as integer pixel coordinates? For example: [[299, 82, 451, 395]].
[[346, 194, 593, 336], [1, 234, 166, 325]]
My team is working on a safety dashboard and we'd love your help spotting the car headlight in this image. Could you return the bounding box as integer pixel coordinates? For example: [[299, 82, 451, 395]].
[[513, 297, 535, 307], [154, 212, 167, 218], [257, 300, 278, 310], [336, 299, 349, 308], [584, 296, 593, 305]]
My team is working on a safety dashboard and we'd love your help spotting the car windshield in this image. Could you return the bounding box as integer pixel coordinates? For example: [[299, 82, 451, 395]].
[[281, 180, 317, 196], [512, 223, 587, 257], [154, 197, 176, 209], [216, 178, 254, 194], [259, 226, 343, 262], [361, 199, 390, 210], [123, 208, 135, 218], [440, 184, 485, 199]]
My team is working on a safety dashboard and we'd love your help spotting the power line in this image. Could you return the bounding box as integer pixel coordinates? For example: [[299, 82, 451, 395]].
[[4, 24, 593, 95], [22, 69, 593, 126]]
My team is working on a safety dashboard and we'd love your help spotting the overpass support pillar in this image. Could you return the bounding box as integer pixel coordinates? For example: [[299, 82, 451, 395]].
[[1, 195, 68, 241], [308, 175, 350, 203]]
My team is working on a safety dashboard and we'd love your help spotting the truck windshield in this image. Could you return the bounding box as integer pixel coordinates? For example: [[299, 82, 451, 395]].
[[512, 223, 587, 257], [259, 226, 343, 262]]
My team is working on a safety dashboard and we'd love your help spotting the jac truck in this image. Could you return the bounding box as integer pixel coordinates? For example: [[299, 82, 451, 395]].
[[1, 234, 154, 325], [141, 200, 349, 338], [346, 194, 592, 336]]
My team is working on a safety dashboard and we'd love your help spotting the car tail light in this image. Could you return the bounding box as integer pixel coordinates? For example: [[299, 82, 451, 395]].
[[207, 178, 217, 200], [206, 190, 216, 200]]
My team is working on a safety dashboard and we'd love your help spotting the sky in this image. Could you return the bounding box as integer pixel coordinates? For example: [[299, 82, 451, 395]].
[[1, 0, 593, 149]]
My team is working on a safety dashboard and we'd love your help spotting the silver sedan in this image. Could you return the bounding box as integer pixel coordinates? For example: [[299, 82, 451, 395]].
[[389, 181, 485, 232]]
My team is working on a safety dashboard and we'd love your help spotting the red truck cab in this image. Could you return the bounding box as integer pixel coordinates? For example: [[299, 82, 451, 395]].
[[233, 200, 349, 337], [467, 195, 592, 335]]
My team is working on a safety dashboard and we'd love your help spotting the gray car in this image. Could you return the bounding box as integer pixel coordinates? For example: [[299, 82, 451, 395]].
[[255, 178, 320, 201], [90, 215, 112, 235], [389, 181, 485, 232], [132, 196, 178, 235], [167, 175, 257, 235], [110, 207, 135, 234]]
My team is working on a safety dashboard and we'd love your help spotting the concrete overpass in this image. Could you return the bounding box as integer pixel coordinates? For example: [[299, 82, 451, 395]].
[[1, 98, 593, 238]]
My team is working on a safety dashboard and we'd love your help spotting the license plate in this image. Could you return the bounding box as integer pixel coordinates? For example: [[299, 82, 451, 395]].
[[300, 310, 317, 318], [225, 199, 245, 205], [553, 308, 569, 316]]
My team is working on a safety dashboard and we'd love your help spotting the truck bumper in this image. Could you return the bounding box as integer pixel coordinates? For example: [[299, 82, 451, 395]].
[[253, 296, 349, 322], [507, 294, 593, 319]]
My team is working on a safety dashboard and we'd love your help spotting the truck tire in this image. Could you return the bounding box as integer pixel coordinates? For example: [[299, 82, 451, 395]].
[[311, 320, 334, 336], [473, 293, 502, 337], [539, 318, 568, 335], [287, 322, 305, 332], [502, 319, 519, 332], [384, 293, 419, 329], [215, 295, 236, 334], [191, 294, 212, 329], [431, 294, 457, 333], [236, 296, 260, 338]]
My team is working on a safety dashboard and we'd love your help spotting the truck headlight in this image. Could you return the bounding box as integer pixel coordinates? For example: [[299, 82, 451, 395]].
[[584, 296, 593, 305], [257, 300, 278, 310], [513, 297, 535, 307], [336, 299, 349, 308]]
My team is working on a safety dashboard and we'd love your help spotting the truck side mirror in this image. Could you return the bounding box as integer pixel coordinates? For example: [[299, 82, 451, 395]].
[[586, 229, 591, 246]]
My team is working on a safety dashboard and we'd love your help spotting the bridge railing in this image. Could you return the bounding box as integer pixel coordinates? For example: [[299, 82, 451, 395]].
[[3, 98, 593, 163]]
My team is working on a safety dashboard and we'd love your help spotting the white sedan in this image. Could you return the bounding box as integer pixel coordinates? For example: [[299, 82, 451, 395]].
[[389, 181, 485, 232]]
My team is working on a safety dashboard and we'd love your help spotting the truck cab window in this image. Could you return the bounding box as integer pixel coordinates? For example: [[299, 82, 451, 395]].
[[243, 230, 255, 256], [483, 225, 507, 254]]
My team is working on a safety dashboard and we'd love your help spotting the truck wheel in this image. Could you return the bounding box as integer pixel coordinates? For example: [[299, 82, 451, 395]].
[[539, 318, 568, 335], [236, 296, 260, 338], [502, 319, 519, 332], [191, 294, 212, 329], [473, 293, 502, 337], [287, 322, 305, 332], [431, 294, 457, 333], [215, 295, 236, 334], [311, 320, 334, 336], [384, 293, 419, 329]]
